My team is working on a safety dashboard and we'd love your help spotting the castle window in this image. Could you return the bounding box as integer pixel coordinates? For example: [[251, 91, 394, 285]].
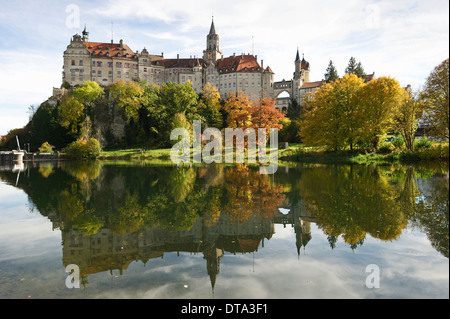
[[97, 61, 102, 67], [117, 71, 121, 78], [79, 60, 83, 66], [108, 62, 113, 67], [71, 60, 76, 66]]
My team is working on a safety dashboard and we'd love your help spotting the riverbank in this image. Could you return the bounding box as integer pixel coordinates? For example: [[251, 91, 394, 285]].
[[98, 141, 449, 165], [278, 142, 449, 164]]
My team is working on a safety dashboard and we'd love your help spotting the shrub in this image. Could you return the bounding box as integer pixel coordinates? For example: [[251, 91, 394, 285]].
[[378, 141, 394, 154], [391, 136, 405, 150], [66, 138, 101, 159], [38, 141, 55, 154], [414, 137, 432, 150]]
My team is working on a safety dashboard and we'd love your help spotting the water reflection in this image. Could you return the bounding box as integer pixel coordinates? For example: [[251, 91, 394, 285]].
[[0, 161, 448, 295]]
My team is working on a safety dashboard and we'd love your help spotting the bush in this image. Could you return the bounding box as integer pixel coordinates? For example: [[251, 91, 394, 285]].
[[38, 141, 55, 154], [66, 138, 102, 159], [414, 137, 432, 150], [391, 136, 405, 150], [400, 142, 449, 162], [378, 141, 394, 154]]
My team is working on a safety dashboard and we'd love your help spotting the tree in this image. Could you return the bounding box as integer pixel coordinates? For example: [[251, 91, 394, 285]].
[[419, 58, 449, 139], [108, 80, 144, 123], [300, 74, 364, 151], [223, 91, 254, 130], [355, 62, 366, 80], [145, 82, 199, 147], [72, 81, 104, 112], [324, 60, 339, 83], [198, 82, 223, 128], [345, 57, 366, 80], [345, 57, 358, 75], [357, 76, 405, 150], [394, 87, 424, 151], [250, 98, 285, 133], [58, 94, 85, 137]]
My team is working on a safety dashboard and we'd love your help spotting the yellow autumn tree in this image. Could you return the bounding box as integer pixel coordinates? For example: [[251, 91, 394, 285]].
[[356, 76, 405, 150], [198, 82, 223, 128], [300, 74, 364, 151]]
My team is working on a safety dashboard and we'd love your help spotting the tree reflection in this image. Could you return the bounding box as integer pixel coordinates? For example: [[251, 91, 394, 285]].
[[412, 173, 449, 258], [296, 164, 418, 248], [0, 161, 447, 257]]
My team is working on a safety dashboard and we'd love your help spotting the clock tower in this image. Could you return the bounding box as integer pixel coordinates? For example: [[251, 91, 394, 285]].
[[203, 18, 222, 64]]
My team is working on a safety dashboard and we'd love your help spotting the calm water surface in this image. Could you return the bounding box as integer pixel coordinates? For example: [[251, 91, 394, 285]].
[[0, 161, 448, 299]]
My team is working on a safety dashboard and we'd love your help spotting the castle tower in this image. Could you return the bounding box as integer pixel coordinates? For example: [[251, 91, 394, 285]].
[[82, 25, 89, 42], [203, 18, 222, 64], [293, 47, 302, 80]]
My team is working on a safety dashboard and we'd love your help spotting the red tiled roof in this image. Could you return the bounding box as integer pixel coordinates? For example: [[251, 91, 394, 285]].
[[300, 80, 323, 89], [366, 72, 375, 82], [216, 54, 267, 74], [162, 58, 207, 68], [84, 41, 137, 60]]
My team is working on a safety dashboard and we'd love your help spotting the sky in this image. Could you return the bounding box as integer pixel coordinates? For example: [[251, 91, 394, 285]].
[[0, 0, 449, 136]]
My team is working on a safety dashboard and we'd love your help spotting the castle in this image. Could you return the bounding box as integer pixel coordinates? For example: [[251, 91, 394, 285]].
[[63, 20, 322, 111]]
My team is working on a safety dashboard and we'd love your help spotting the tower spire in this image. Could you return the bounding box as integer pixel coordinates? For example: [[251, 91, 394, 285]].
[[209, 18, 216, 35], [295, 47, 300, 62]]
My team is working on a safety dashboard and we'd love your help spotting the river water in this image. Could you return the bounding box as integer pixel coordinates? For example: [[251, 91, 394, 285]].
[[0, 161, 448, 299]]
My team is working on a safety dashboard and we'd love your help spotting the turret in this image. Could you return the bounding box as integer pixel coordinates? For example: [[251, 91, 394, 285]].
[[203, 18, 222, 64]]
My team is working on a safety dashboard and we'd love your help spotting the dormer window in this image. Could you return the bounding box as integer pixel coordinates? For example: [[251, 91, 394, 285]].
[[117, 53, 121, 57], [106, 52, 110, 57]]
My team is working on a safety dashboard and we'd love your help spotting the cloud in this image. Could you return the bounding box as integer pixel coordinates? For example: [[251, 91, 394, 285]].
[[0, 0, 448, 134]]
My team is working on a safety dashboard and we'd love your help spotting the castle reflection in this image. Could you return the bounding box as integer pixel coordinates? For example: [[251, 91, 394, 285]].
[[0, 160, 447, 291], [62, 206, 313, 290]]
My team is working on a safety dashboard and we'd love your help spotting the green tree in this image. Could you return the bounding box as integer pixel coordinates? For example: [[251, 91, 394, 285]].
[[345, 57, 358, 75], [198, 82, 223, 128], [419, 58, 449, 139], [394, 88, 424, 150], [324, 60, 339, 83], [108, 80, 145, 123], [58, 94, 85, 137], [72, 81, 104, 112], [345, 57, 366, 80], [144, 82, 199, 146]]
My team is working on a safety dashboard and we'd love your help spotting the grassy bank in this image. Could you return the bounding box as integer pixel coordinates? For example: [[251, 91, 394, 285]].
[[278, 141, 449, 164], [99, 140, 448, 165]]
